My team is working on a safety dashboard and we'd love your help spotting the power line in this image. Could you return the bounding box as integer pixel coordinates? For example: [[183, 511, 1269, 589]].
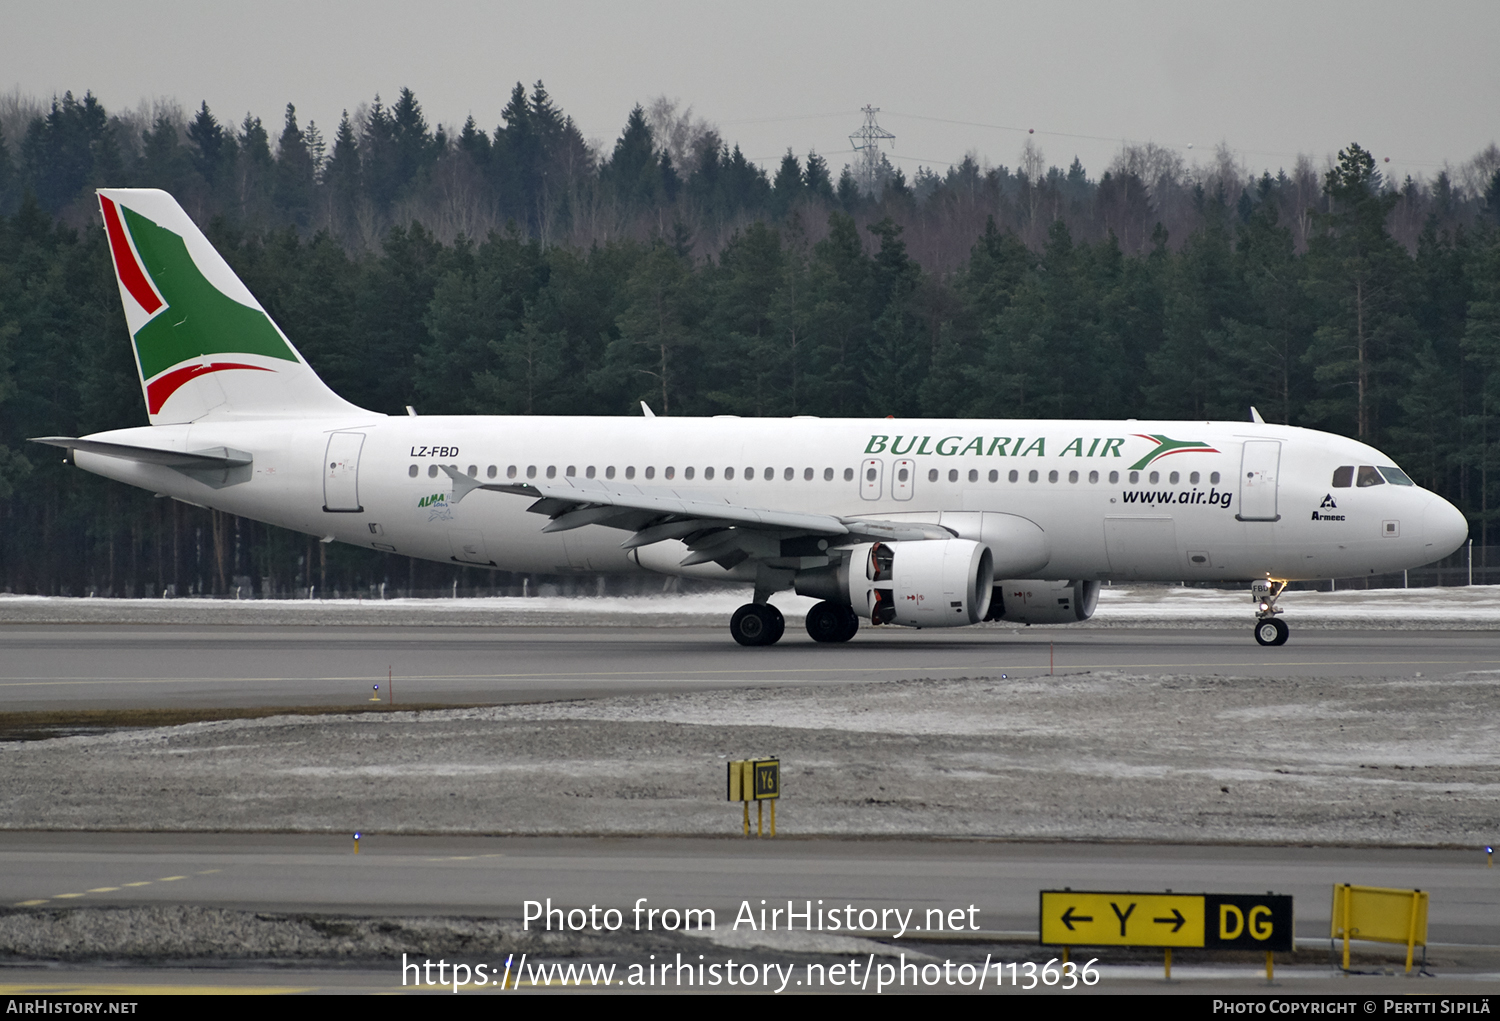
[[880, 110, 1451, 170]]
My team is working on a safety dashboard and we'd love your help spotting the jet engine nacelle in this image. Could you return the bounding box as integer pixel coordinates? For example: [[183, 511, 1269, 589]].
[[987, 579, 1100, 624], [830, 539, 994, 627]]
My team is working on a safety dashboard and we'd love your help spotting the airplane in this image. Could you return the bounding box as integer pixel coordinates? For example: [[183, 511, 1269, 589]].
[[31, 189, 1471, 647]]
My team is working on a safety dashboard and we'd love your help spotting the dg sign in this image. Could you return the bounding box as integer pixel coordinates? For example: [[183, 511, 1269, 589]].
[[1039, 891, 1293, 952], [1204, 894, 1294, 951]]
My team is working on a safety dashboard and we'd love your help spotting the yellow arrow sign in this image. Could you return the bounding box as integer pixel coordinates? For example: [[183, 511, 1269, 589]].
[[1040, 891, 1206, 947]]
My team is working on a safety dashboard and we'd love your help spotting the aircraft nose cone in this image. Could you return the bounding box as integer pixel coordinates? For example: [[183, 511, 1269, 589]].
[[1423, 497, 1469, 559]]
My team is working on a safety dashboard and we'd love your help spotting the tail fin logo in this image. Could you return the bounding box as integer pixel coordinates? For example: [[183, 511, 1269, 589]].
[[99, 194, 298, 415]]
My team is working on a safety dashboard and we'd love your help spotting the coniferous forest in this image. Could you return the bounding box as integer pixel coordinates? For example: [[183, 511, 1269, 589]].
[[0, 85, 1498, 597]]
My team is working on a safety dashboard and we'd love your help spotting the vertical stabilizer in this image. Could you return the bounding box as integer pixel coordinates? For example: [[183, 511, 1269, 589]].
[[97, 188, 369, 424]]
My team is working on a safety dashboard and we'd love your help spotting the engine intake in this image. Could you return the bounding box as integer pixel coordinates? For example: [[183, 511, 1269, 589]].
[[804, 539, 994, 627]]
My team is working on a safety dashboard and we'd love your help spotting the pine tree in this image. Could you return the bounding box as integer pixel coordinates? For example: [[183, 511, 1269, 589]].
[[602, 105, 661, 211], [0, 119, 14, 215], [771, 150, 803, 217], [137, 114, 192, 194], [390, 87, 437, 197], [1302, 143, 1410, 441], [804, 150, 833, 201], [186, 102, 233, 194], [273, 103, 314, 227], [361, 95, 398, 212], [324, 111, 361, 240]]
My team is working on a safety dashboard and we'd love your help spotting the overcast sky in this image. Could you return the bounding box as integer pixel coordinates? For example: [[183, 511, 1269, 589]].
[[7, 0, 1498, 185]]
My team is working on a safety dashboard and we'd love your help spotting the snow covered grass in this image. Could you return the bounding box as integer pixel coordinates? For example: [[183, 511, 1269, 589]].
[[2, 585, 1499, 625]]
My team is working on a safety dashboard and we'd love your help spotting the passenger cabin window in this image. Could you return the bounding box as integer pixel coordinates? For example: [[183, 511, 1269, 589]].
[[683, 467, 693, 480], [725, 467, 734, 480], [586, 466, 596, 479], [467, 465, 478, 478], [546, 466, 556, 479], [507, 465, 517, 479], [663, 466, 674, 480], [408, 465, 418, 478], [1189, 471, 1199, 484], [1088, 470, 1098, 484], [1356, 465, 1385, 487], [1109, 471, 1119, 483], [824, 468, 834, 481], [1148, 471, 1159, 484], [644, 466, 655, 479], [1380, 465, 1416, 486], [1028, 470, 1039, 483], [526, 465, 537, 479], [989, 469, 999, 482], [625, 466, 636, 480], [566, 466, 576, 477], [1332, 465, 1354, 488], [1069, 470, 1079, 483], [844, 468, 854, 481], [898, 467, 910, 482], [428, 464, 438, 478], [1210, 471, 1220, 484], [1009, 470, 1019, 482], [704, 467, 714, 480], [1168, 471, 1179, 484], [764, 467, 774, 481], [928, 468, 939, 482], [969, 469, 979, 483], [866, 467, 877, 482], [1129, 471, 1139, 484], [487, 465, 497, 479], [784, 467, 794, 481], [605, 466, 616, 479]]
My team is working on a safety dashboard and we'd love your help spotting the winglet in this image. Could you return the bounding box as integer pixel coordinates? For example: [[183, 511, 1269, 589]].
[[1250, 406, 1265, 424], [640, 401, 656, 418]]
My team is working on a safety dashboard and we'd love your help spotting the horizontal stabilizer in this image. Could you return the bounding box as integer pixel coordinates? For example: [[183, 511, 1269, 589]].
[[31, 436, 253, 470]]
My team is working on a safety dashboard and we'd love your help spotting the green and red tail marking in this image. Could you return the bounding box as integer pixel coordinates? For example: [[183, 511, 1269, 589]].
[[1128, 434, 1219, 471], [99, 194, 296, 414]]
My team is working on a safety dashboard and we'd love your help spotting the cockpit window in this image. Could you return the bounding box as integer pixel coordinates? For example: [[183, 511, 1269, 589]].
[[1356, 465, 1385, 487], [1331, 465, 1354, 488], [1378, 465, 1415, 486]]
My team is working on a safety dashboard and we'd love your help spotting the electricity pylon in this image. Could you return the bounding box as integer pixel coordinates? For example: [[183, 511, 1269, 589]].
[[848, 106, 895, 195]]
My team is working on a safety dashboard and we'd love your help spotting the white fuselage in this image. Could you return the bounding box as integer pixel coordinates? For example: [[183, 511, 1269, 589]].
[[73, 415, 1468, 584]]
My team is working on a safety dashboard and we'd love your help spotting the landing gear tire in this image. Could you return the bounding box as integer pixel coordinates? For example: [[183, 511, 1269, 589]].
[[1254, 618, 1289, 646], [806, 601, 859, 643], [731, 603, 785, 647]]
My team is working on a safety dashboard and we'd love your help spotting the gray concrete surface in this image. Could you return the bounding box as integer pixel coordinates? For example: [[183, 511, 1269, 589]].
[[0, 835, 1497, 993], [3, 834, 1496, 943], [3, 623, 1499, 712]]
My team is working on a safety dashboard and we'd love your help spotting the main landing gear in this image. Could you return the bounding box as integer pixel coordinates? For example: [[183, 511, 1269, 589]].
[[730, 603, 785, 646], [805, 601, 860, 643], [729, 600, 861, 646], [1251, 578, 1289, 646]]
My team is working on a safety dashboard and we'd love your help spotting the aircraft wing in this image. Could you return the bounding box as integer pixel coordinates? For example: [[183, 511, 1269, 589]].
[[440, 466, 951, 569]]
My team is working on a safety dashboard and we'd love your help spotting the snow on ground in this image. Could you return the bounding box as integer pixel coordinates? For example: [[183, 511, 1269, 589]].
[[2, 585, 1500, 627], [5, 669, 1497, 845]]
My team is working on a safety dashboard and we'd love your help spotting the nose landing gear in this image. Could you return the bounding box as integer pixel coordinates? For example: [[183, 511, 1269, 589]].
[[1251, 578, 1289, 646]]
